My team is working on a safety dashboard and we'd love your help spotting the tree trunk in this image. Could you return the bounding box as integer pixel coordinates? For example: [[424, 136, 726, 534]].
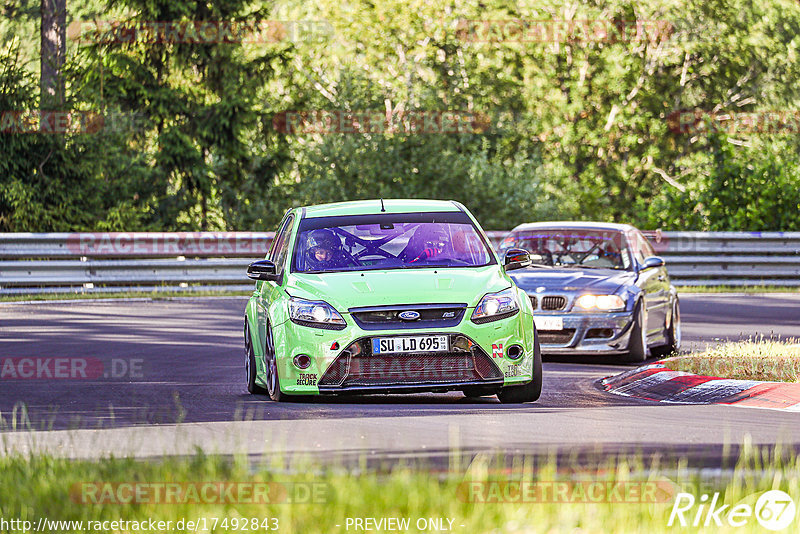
[[41, 0, 66, 109]]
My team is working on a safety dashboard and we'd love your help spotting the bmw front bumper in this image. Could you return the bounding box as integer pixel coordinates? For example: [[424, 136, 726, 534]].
[[535, 310, 635, 355]]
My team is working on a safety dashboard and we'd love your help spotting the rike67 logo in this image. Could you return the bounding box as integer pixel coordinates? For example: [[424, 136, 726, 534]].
[[668, 490, 796, 530]]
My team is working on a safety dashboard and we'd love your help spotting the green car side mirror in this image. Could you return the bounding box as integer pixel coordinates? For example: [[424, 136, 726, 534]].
[[503, 248, 532, 271], [247, 260, 280, 282]]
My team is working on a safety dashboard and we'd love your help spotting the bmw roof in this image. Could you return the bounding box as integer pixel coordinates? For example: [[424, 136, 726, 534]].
[[301, 199, 462, 218], [509, 221, 636, 233]]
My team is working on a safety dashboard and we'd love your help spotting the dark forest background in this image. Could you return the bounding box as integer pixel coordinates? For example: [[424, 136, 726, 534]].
[[2, 0, 800, 232]]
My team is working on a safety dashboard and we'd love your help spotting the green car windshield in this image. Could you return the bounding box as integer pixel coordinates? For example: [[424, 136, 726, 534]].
[[292, 213, 495, 273]]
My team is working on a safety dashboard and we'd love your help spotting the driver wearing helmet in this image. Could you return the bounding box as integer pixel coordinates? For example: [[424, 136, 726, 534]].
[[595, 240, 623, 268], [305, 229, 354, 270]]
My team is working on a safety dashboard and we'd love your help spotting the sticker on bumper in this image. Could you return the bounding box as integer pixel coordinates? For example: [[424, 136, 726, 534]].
[[297, 373, 317, 386]]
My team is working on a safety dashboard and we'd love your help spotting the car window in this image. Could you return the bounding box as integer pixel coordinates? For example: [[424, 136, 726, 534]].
[[638, 231, 656, 258], [267, 217, 288, 261], [503, 229, 632, 270], [270, 215, 295, 274], [292, 213, 495, 273], [631, 232, 649, 265]]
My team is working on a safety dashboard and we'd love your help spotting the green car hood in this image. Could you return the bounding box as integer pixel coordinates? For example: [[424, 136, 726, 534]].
[[285, 266, 510, 311]]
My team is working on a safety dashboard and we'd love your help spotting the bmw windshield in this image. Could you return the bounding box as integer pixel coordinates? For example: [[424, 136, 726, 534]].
[[292, 212, 496, 273], [500, 229, 632, 270]]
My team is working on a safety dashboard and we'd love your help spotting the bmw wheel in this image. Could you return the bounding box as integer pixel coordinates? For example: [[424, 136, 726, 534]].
[[654, 298, 681, 357], [625, 301, 648, 363]]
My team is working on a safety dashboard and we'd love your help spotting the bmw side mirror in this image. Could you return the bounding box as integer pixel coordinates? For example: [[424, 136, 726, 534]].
[[640, 256, 665, 270], [247, 260, 280, 281], [503, 248, 532, 271]]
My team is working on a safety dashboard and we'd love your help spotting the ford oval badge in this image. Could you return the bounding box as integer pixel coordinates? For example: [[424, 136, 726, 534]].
[[399, 310, 421, 321]]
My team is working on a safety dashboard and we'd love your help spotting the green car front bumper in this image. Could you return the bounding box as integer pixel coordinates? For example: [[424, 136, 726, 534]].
[[261, 307, 537, 395]]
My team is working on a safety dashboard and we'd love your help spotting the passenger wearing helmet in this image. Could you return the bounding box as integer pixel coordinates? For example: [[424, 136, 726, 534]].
[[305, 229, 355, 271], [404, 225, 449, 263]]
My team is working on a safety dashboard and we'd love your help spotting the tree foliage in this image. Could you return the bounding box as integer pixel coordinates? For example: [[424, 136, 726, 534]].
[[2, 0, 800, 231]]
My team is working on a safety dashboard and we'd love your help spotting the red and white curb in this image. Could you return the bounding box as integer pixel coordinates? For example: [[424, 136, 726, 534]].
[[601, 363, 800, 411]]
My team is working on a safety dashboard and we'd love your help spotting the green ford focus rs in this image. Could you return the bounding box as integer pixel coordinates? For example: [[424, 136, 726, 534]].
[[244, 199, 542, 403]]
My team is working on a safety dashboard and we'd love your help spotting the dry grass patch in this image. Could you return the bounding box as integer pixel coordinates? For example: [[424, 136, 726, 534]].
[[665, 340, 800, 382]]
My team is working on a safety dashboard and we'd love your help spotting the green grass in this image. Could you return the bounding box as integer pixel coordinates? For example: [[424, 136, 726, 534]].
[[0, 289, 252, 303], [0, 445, 798, 533], [677, 285, 800, 294], [665, 340, 800, 382]]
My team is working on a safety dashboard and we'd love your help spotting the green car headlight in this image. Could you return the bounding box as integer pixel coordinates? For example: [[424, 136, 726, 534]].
[[574, 294, 626, 312], [288, 297, 346, 330], [471, 288, 519, 324]]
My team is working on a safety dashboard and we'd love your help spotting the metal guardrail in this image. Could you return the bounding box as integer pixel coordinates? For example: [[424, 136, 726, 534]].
[[0, 232, 269, 294], [1, 231, 799, 294], [0, 232, 274, 258], [646, 231, 800, 286]]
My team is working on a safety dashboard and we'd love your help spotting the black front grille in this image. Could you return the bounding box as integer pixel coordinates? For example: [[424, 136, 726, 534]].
[[529, 295, 538, 310], [349, 304, 466, 330], [538, 329, 576, 344], [318, 335, 503, 387], [541, 296, 567, 311]]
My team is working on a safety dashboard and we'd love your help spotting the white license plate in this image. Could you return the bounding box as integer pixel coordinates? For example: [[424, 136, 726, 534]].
[[372, 335, 449, 354], [534, 316, 564, 331]]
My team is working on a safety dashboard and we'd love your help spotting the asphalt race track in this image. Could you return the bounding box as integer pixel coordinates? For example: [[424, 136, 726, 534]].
[[1, 294, 799, 462]]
